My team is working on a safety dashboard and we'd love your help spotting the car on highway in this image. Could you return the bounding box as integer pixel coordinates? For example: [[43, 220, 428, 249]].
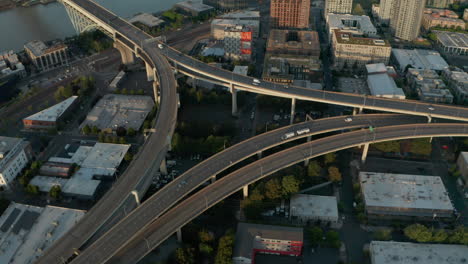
[[296, 128, 310, 135], [428, 107, 435, 111], [281, 132, 295, 140], [252, 78, 261, 85], [158, 44, 164, 49], [344, 117, 353, 122]]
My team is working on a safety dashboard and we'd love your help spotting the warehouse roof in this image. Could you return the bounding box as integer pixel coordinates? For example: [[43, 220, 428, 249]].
[[24, 96, 77, 122], [290, 194, 338, 220], [392, 49, 449, 71]]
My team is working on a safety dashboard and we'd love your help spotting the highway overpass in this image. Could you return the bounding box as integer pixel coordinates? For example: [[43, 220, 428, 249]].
[[36, 0, 178, 263], [68, 114, 430, 264], [104, 123, 468, 264]]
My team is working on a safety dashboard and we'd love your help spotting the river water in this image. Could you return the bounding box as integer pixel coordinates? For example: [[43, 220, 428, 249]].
[[0, 0, 182, 52]]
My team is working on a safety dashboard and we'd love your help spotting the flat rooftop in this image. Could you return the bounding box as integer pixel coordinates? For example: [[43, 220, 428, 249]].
[[0, 202, 85, 264], [24, 40, 48, 57], [175, 0, 214, 12], [24, 96, 78, 122], [0, 136, 22, 159], [334, 30, 389, 46], [129, 13, 165, 27], [233, 66, 248, 76], [267, 29, 320, 54], [368, 73, 405, 99], [366, 63, 388, 74], [327, 14, 377, 34], [392, 49, 449, 71], [212, 18, 260, 28], [434, 31, 468, 48], [81, 143, 130, 174], [359, 172, 453, 211], [290, 194, 338, 219], [220, 10, 260, 19], [80, 94, 154, 131], [370, 241, 468, 264]]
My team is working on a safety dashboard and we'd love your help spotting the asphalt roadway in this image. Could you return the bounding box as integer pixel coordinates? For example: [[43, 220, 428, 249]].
[[68, 114, 429, 264], [107, 123, 468, 264], [36, 1, 178, 264]]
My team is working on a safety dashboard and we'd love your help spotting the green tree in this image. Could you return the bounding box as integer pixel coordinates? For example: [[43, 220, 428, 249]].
[[281, 175, 300, 196], [427, 32, 438, 41], [328, 166, 342, 182], [82, 125, 91, 135], [25, 184, 39, 195], [91, 126, 99, 134], [306, 226, 323, 246], [264, 178, 282, 200], [404, 224, 433, 242], [373, 229, 392, 241], [174, 247, 195, 264], [98, 132, 105, 142], [199, 230, 214, 243], [409, 138, 432, 156], [373, 141, 400, 153], [119, 137, 127, 144], [49, 185, 61, 199], [447, 226, 468, 245], [352, 3, 366, 15], [124, 152, 133, 162], [111, 137, 118, 144], [215, 230, 235, 264], [325, 230, 341, 248], [432, 229, 448, 243], [324, 152, 337, 164], [127, 127, 136, 137], [199, 243, 214, 255], [307, 160, 322, 177]]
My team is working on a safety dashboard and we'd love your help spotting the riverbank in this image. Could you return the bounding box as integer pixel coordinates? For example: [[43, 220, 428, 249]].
[[0, 0, 56, 12]]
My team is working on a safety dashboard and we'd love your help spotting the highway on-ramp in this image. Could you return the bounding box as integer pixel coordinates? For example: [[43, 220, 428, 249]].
[[107, 123, 468, 264], [69, 114, 428, 264]]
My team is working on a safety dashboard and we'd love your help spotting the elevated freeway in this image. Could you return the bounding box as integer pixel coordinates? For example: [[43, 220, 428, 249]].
[[68, 114, 428, 264], [107, 123, 468, 264], [36, 0, 178, 264]]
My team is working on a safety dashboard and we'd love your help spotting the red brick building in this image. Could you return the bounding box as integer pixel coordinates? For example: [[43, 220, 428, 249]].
[[270, 0, 310, 29]]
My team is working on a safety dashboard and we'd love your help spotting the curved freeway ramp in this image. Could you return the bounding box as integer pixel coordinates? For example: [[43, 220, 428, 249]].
[[68, 114, 428, 264], [160, 45, 468, 122], [107, 123, 468, 263]]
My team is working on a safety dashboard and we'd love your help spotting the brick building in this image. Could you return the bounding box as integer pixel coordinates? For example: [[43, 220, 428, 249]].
[[270, 0, 310, 29]]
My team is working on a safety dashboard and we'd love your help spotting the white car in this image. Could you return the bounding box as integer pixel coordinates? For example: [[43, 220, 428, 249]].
[[344, 117, 353, 122], [158, 44, 164, 49], [428, 107, 435, 111], [252, 78, 261, 85]]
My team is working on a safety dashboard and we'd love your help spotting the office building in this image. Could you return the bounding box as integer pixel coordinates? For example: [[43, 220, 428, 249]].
[[204, 0, 249, 11], [0, 203, 86, 264], [370, 241, 468, 264], [407, 68, 453, 103], [326, 14, 378, 40], [233, 223, 303, 264], [262, 53, 322, 83], [324, 0, 353, 15], [290, 194, 339, 223], [464, 8, 468, 21], [366, 63, 406, 99], [376, 0, 396, 25], [0, 137, 32, 190], [390, 0, 425, 41], [270, 0, 310, 29], [443, 69, 468, 103], [224, 25, 253, 61], [331, 30, 391, 71], [391, 49, 449, 72], [359, 172, 454, 218], [434, 31, 468, 56], [266, 29, 320, 57], [421, 13, 465, 31], [426, 0, 454, 8], [175, 0, 214, 16], [80, 94, 155, 133], [23, 96, 78, 131], [129, 13, 165, 28], [24, 40, 69, 71], [424, 8, 459, 19], [211, 19, 260, 40], [0, 50, 26, 78]]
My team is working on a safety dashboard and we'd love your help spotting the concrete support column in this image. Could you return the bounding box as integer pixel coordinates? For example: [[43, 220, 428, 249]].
[[230, 84, 238, 117], [257, 151, 262, 159], [160, 158, 168, 176], [191, 78, 196, 89], [243, 185, 249, 198], [361, 143, 369, 163], [290, 98, 296, 125], [210, 175, 216, 184], [114, 41, 135, 65], [176, 228, 182, 242], [152, 81, 160, 104], [304, 136, 312, 166], [145, 62, 155, 81], [131, 190, 140, 206]]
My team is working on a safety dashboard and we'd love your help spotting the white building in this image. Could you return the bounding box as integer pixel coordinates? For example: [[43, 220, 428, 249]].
[[391, 49, 449, 72], [370, 241, 468, 264], [290, 194, 339, 223], [324, 0, 353, 15], [224, 25, 253, 61], [129, 13, 165, 28], [366, 63, 405, 99], [360, 172, 454, 218], [0, 203, 85, 264], [376, 0, 396, 25], [390, 0, 425, 41], [211, 19, 259, 40], [0, 137, 31, 190], [23, 96, 78, 130], [327, 14, 378, 40]]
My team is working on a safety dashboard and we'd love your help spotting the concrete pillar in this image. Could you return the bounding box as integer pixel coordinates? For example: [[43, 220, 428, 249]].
[[230, 84, 238, 117], [352, 107, 358, 116], [210, 175, 216, 184], [160, 158, 168, 175], [176, 228, 182, 242], [191, 78, 196, 89], [361, 143, 369, 163], [427, 115, 432, 123], [243, 185, 249, 198], [131, 190, 140, 206], [145, 62, 155, 81], [290, 98, 296, 125], [114, 41, 135, 65], [304, 136, 312, 166], [152, 81, 160, 104], [257, 151, 262, 159]]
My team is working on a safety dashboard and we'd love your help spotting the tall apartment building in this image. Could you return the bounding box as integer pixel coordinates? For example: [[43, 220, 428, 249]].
[[332, 30, 391, 71], [224, 25, 253, 61], [377, 0, 396, 25], [203, 0, 249, 11], [24, 40, 69, 72], [426, 0, 454, 8], [0, 137, 32, 190], [270, 0, 310, 29], [324, 0, 353, 15], [390, 0, 426, 41]]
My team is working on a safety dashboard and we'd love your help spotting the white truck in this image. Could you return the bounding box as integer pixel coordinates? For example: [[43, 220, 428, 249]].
[[296, 128, 310, 135], [281, 132, 296, 140], [252, 78, 261, 85]]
